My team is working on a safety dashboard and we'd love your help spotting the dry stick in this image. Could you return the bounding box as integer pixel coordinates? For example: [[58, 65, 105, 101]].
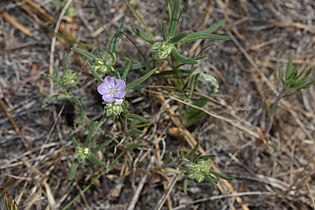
[[156, 94, 250, 210], [0, 99, 20, 133], [154, 173, 181, 210], [49, 0, 73, 94], [0, 7, 33, 36], [173, 191, 276, 210], [127, 157, 155, 210]]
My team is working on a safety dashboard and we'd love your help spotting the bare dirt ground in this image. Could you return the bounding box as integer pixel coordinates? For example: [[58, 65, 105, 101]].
[[1, 0, 315, 210]]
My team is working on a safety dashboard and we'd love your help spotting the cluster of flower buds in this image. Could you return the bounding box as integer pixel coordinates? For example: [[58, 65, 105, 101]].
[[185, 160, 211, 183], [91, 53, 116, 74], [75, 146, 91, 162], [151, 41, 173, 60], [60, 70, 77, 89]]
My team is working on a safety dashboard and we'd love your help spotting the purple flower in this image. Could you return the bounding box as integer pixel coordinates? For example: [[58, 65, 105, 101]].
[[97, 76, 126, 103]]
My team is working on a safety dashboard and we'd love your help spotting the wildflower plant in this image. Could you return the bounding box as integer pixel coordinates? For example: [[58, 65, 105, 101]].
[[43, 0, 236, 203], [263, 56, 315, 137]]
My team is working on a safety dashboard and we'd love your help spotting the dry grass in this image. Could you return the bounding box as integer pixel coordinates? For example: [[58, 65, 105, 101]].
[[0, 0, 314, 209]]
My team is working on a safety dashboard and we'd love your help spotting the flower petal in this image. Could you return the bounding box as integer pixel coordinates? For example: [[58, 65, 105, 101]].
[[97, 83, 110, 95], [114, 90, 126, 99], [102, 94, 115, 103], [116, 79, 126, 89]]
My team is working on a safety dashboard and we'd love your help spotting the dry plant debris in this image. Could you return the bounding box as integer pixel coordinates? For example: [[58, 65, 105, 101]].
[[0, 0, 315, 210]]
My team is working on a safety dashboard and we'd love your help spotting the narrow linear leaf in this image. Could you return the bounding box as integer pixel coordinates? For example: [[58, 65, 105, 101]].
[[108, 24, 124, 55], [84, 121, 98, 148], [68, 161, 79, 180], [130, 23, 154, 43], [162, 21, 169, 41], [169, 0, 180, 37], [42, 93, 68, 108], [87, 153, 107, 167], [205, 19, 226, 33], [73, 47, 96, 60], [185, 141, 200, 159], [127, 114, 151, 124], [205, 175, 218, 186], [285, 55, 294, 80], [169, 31, 189, 43], [92, 140, 113, 153], [125, 0, 152, 35], [183, 177, 189, 194], [171, 47, 197, 64], [181, 32, 230, 42], [122, 61, 132, 80], [126, 68, 156, 91], [209, 169, 233, 180]]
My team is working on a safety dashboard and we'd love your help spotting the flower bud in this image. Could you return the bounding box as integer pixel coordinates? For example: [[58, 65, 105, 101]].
[[90, 54, 116, 74], [61, 70, 77, 89], [151, 42, 173, 60], [105, 101, 123, 116], [75, 146, 90, 162], [185, 160, 211, 183]]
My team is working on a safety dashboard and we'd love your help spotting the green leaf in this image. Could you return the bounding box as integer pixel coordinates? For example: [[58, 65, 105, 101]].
[[162, 21, 169, 41], [181, 32, 230, 42], [169, 31, 189, 43], [125, 0, 152, 36], [163, 152, 173, 165], [88, 63, 103, 82], [279, 65, 284, 84], [73, 47, 96, 60], [68, 160, 79, 180], [205, 175, 218, 186], [130, 23, 154, 44], [87, 153, 107, 167], [92, 140, 113, 153], [200, 73, 219, 93], [182, 97, 209, 127], [71, 136, 79, 147], [185, 140, 200, 159], [285, 55, 294, 80], [169, 0, 180, 37], [209, 169, 233, 180], [171, 47, 197, 64], [84, 121, 98, 148], [183, 177, 189, 194], [127, 114, 151, 124], [205, 19, 226, 33], [42, 93, 68, 108], [122, 61, 132, 80], [126, 68, 156, 91], [108, 24, 124, 55]]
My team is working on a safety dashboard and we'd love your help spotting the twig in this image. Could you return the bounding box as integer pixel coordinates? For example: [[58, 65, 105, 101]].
[[0, 98, 20, 133], [127, 156, 155, 210], [173, 191, 276, 210], [154, 173, 181, 210]]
